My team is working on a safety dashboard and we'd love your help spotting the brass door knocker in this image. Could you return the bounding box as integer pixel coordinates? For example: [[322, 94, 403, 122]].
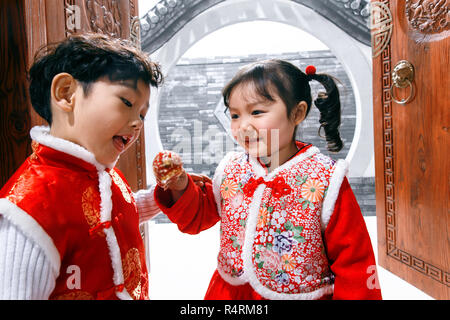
[[390, 60, 415, 105]]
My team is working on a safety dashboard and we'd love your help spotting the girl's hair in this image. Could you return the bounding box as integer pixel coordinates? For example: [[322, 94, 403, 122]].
[[222, 59, 343, 152], [28, 33, 163, 125]]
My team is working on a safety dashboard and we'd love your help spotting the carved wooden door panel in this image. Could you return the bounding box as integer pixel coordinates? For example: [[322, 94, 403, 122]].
[[1, 0, 150, 280], [1, 0, 145, 192], [372, 0, 449, 299], [0, 1, 32, 188]]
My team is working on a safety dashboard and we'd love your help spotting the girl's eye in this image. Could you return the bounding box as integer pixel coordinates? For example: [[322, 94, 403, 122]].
[[121, 97, 132, 107], [231, 114, 239, 120], [252, 110, 264, 115], [140, 114, 146, 121]]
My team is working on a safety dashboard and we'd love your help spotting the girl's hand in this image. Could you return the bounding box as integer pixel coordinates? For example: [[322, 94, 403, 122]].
[[164, 170, 188, 191], [190, 173, 212, 190], [153, 150, 212, 192], [153, 150, 185, 190], [163, 171, 212, 203], [164, 172, 211, 192]]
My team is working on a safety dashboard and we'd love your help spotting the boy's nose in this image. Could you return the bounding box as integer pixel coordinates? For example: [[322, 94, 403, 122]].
[[129, 117, 143, 129]]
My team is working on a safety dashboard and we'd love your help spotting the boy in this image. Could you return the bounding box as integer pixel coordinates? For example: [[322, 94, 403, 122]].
[[0, 33, 164, 300]]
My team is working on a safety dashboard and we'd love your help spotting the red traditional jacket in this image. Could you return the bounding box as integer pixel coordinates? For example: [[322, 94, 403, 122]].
[[0, 126, 148, 300]]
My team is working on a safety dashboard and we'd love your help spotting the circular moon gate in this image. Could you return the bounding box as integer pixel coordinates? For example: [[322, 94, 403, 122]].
[[141, 0, 373, 181]]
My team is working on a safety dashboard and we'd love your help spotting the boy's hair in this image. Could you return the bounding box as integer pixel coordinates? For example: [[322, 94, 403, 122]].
[[28, 33, 163, 125], [222, 59, 343, 152]]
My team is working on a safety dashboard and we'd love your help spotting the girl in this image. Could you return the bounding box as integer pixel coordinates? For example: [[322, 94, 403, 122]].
[[154, 59, 381, 300]]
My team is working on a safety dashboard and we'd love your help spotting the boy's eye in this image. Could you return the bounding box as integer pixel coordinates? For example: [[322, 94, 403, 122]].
[[231, 114, 239, 120], [121, 97, 132, 107], [252, 110, 264, 115], [140, 114, 146, 121]]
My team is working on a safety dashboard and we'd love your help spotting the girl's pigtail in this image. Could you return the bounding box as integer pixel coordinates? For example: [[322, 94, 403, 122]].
[[309, 73, 344, 153]]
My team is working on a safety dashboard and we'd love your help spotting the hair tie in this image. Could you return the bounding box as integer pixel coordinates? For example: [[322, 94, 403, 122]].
[[305, 65, 316, 81], [305, 65, 316, 75]]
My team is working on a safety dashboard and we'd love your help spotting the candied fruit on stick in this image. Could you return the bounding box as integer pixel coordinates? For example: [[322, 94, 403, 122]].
[[152, 151, 184, 186]]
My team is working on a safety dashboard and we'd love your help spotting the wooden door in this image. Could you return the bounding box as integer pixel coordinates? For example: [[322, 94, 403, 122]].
[[372, 0, 449, 299], [1, 0, 150, 280], [0, 1, 32, 188], [1, 0, 146, 192]]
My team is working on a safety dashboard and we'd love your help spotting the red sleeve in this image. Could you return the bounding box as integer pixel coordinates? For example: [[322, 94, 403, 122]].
[[323, 177, 382, 300], [154, 174, 220, 235]]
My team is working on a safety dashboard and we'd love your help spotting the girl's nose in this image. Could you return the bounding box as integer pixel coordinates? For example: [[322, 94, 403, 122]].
[[239, 116, 254, 132], [239, 124, 258, 140]]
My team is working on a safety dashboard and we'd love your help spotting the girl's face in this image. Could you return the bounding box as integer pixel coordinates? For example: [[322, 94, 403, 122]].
[[228, 82, 305, 165]]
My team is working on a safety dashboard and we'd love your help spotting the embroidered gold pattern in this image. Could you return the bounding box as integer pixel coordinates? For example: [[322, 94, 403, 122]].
[[5, 174, 29, 204], [122, 248, 142, 300], [82, 185, 104, 236], [55, 290, 94, 300], [30, 141, 39, 160], [109, 169, 132, 203]]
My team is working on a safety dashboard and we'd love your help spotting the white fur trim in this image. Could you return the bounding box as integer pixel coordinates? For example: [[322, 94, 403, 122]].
[[241, 184, 265, 285], [212, 151, 242, 217], [0, 198, 61, 277], [247, 155, 267, 177], [257, 284, 334, 300], [321, 159, 349, 231], [97, 171, 133, 300], [30, 126, 114, 170]]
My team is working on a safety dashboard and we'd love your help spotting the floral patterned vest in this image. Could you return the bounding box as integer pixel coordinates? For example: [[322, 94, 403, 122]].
[[212, 145, 348, 300]]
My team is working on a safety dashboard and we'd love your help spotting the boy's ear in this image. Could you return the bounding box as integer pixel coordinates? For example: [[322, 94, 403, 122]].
[[51, 73, 77, 112], [291, 101, 308, 125]]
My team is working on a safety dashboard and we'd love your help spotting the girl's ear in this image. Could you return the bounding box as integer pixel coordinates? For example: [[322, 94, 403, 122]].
[[51, 73, 77, 112], [291, 101, 308, 125]]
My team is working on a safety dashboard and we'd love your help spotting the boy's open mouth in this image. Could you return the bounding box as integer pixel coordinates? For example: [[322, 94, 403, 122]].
[[113, 135, 132, 151]]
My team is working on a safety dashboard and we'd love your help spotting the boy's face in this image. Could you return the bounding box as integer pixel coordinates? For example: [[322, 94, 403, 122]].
[[69, 77, 150, 167]]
